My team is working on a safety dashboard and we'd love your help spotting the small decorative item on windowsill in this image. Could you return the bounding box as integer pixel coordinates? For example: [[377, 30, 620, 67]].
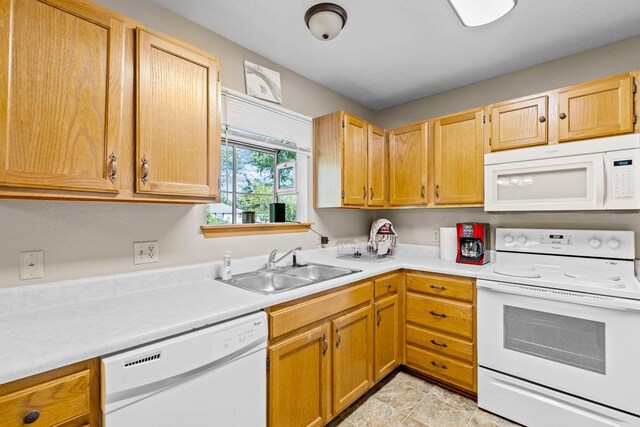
[[241, 211, 256, 224], [269, 203, 286, 222]]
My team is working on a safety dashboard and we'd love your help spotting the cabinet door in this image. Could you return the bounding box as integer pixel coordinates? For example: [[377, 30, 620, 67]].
[[268, 324, 331, 427], [137, 29, 220, 198], [367, 124, 386, 207], [388, 123, 427, 206], [433, 110, 483, 205], [490, 96, 548, 151], [0, 0, 125, 192], [332, 305, 374, 413], [558, 75, 634, 142], [342, 114, 368, 206], [374, 295, 399, 382]]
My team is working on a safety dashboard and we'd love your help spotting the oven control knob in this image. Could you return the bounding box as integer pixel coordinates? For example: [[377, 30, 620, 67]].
[[504, 235, 514, 244], [517, 235, 527, 244], [589, 238, 602, 249], [608, 239, 621, 249]]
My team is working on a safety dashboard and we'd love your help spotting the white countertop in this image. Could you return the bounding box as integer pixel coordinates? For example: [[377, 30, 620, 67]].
[[0, 244, 490, 384]]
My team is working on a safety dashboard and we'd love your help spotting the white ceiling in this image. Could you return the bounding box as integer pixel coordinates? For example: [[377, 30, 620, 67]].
[[149, 0, 640, 110]]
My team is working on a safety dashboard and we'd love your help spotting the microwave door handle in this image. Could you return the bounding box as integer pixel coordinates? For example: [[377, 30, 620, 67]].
[[596, 156, 606, 209]]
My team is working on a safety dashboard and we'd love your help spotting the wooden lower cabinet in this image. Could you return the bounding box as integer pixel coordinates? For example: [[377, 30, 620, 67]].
[[404, 271, 477, 395], [0, 359, 100, 427], [267, 279, 396, 426], [268, 270, 476, 425], [406, 345, 475, 391], [268, 324, 331, 427], [332, 305, 374, 413], [374, 294, 400, 381]]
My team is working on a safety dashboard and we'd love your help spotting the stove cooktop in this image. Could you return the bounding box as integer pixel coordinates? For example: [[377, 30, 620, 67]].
[[478, 228, 640, 300]]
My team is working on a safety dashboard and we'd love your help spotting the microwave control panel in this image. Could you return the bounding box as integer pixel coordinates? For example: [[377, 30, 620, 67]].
[[611, 159, 635, 199], [606, 148, 640, 209]]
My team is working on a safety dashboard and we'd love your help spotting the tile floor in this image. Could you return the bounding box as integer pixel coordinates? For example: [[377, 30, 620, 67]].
[[327, 370, 520, 427]]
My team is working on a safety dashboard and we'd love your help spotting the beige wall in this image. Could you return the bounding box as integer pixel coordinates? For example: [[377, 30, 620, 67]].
[[374, 36, 640, 127], [0, 0, 376, 289], [374, 36, 640, 249], [3, 2, 640, 289]]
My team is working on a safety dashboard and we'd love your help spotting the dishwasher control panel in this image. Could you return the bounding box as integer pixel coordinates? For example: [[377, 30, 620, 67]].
[[212, 316, 267, 359]]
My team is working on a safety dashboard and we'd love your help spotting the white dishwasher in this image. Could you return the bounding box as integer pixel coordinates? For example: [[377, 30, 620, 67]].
[[101, 311, 267, 427]]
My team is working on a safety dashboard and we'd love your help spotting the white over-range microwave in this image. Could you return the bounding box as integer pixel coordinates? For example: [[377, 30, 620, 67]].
[[484, 134, 640, 212]]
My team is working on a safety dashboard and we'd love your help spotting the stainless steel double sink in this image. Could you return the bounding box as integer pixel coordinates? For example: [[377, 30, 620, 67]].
[[219, 263, 361, 294]]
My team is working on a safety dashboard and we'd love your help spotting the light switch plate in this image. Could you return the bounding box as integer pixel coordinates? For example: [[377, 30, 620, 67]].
[[134, 241, 159, 265], [19, 250, 44, 280]]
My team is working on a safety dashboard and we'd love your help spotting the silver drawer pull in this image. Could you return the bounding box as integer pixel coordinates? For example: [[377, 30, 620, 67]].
[[108, 152, 118, 182], [141, 156, 149, 184]]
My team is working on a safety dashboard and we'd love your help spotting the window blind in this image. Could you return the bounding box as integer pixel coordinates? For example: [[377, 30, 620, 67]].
[[221, 88, 312, 155]]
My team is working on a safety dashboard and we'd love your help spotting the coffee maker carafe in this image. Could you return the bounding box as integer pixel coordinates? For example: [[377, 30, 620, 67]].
[[456, 223, 490, 265]]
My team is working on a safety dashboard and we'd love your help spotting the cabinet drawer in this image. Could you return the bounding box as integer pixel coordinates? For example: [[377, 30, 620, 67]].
[[406, 345, 474, 391], [0, 370, 90, 427], [406, 293, 473, 339], [269, 282, 373, 339], [374, 273, 400, 299], [406, 325, 473, 363], [406, 272, 473, 302]]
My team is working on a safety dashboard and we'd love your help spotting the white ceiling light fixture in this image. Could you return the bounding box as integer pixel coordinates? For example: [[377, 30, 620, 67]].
[[304, 3, 348, 41], [447, 0, 518, 27]]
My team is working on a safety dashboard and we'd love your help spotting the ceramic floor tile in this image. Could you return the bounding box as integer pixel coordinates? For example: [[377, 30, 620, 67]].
[[400, 415, 430, 426], [393, 371, 436, 394], [345, 396, 407, 427], [409, 395, 476, 427], [428, 384, 477, 411], [468, 409, 521, 427], [374, 375, 427, 414]]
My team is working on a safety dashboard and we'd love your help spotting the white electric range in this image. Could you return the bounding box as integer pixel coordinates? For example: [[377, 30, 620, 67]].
[[477, 228, 640, 427]]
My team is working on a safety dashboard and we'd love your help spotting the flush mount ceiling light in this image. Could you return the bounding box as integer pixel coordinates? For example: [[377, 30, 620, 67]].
[[447, 0, 517, 27], [304, 3, 348, 41]]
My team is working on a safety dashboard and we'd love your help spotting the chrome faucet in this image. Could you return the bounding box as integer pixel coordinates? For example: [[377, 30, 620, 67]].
[[267, 247, 303, 270]]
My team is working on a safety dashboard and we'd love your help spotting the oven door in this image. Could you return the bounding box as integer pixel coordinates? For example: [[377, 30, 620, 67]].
[[484, 153, 605, 211], [477, 280, 640, 416]]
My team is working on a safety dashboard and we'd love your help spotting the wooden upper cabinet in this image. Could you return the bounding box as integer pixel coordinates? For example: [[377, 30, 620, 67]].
[[367, 124, 386, 207], [136, 28, 221, 198], [0, 0, 125, 193], [388, 122, 428, 206], [314, 111, 384, 208], [342, 114, 368, 206], [268, 324, 331, 427], [331, 305, 374, 414], [490, 95, 548, 151], [557, 75, 635, 142], [433, 110, 484, 205]]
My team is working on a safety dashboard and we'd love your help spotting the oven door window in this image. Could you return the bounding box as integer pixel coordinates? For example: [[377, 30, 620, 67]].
[[503, 306, 606, 374]]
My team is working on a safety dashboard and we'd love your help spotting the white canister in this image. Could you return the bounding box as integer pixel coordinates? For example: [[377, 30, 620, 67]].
[[439, 227, 458, 261]]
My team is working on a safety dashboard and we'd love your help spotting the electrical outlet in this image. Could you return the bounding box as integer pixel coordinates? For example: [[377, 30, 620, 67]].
[[134, 241, 159, 265], [432, 229, 440, 242], [19, 250, 44, 280], [315, 231, 326, 245]]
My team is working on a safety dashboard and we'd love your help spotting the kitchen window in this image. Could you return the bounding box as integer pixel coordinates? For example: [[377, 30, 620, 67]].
[[206, 142, 299, 225], [203, 88, 311, 232]]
